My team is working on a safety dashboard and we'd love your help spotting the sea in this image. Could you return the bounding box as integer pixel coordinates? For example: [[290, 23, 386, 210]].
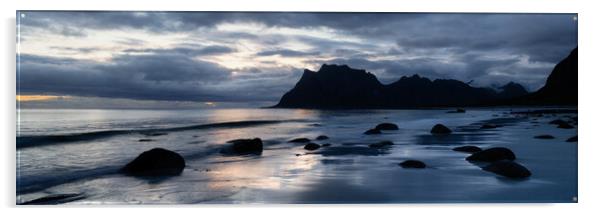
[[16, 108, 578, 204]]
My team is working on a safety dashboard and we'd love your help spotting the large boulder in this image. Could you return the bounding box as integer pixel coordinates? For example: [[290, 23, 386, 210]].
[[316, 135, 329, 140], [483, 161, 532, 179], [304, 143, 321, 151], [466, 147, 516, 162], [452, 145, 482, 153], [430, 124, 452, 134], [225, 138, 263, 154], [375, 123, 399, 130], [364, 128, 381, 135], [399, 160, 426, 168], [122, 148, 185, 176]]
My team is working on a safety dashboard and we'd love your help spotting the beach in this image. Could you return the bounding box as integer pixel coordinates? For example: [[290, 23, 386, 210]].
[[16, 108, 577, 204]]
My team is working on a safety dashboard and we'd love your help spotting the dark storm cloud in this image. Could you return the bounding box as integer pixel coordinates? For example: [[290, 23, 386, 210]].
[[18, 53, 298, 102], [393, 14, 577, 64], [19, 11, 423, 34], [21, 12, 576, 64], [19, 12, 577, 102], [19, 53, 224, 101]]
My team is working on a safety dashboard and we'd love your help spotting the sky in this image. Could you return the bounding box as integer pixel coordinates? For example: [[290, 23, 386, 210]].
[[17, 12, 577, 109]]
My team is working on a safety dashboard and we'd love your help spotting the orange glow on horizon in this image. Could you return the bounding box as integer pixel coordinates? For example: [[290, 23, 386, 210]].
[[16, 95, 71, 102]]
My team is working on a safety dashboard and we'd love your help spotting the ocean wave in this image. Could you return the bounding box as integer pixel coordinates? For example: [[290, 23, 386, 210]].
[[17, 119, 293, 149], [17, 165, 120, 194]]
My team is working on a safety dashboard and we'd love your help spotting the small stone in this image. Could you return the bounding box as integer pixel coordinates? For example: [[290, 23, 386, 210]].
[[452, 145, 482, 153], [369, 141, 394, 148], [375, 123, 399, 130], [534, 135, 555, 139], [316, 135, 329, 140], [399, 160, 426, 168], [289, 138, 311, 143], [566, 136, 577, 142]]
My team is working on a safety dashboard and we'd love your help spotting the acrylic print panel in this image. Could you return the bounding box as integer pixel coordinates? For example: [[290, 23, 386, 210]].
[[16, 11, 578, 204]]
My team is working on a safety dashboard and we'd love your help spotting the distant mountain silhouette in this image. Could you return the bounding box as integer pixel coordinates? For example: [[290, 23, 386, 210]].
[[274, 47, 577, 109], [510, 47, 577, 105], [273, 64, 528, 109], [497, 82, 529, 100]]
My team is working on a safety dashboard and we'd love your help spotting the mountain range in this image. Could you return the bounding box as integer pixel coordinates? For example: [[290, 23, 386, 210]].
[[273, 47, 577, 109]]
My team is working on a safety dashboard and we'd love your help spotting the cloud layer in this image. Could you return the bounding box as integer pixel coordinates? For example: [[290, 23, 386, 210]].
[[17, 12, 577, 105]]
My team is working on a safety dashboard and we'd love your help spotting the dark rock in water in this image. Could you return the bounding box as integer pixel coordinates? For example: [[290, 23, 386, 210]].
[[122, 148, 185, 176], [483, 161, 531, 179], [549, 119, 567, 125], [289, 138, 311, 143], [453, 145, 482, 153], [321, 143, 332, 147], [480, 123, 499, 129], [375, 123, 399, 130], [144, 132, 168, 137], [466, 147, 516, 162], [447, 108, 466, 113], [557, 122, 574, 129], [369, 141, 394, 148], [430, 124, 452, 134], [566, 136, 577, 142], [534, 135, 555, 139], [364, 128, 381, 135], [225, 138, 263, 154], [20, 193, 86, 205], [316, 135, 329, 140], [304, 143, 321, 151], [399, 160, 426, 168], [138, 139, 154, 142]]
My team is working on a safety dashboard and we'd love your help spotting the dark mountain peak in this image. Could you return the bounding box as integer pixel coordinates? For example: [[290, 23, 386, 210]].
[[274, 64, 383, 108], [315, 64, 378, 81], [499, 82, 527, 92], [432, 78, 470, 86], [399, 74, 429, 81], [517, 47, 577, 105], [498, 81, 529, 99], [318, 64, 353, 73], [274, 47, 576, 109]]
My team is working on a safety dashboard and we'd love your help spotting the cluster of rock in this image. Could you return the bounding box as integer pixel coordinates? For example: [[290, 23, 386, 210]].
[[287, 134, 332, 152], [463, 147, 531, 179], [119, 119, 542, 181]]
